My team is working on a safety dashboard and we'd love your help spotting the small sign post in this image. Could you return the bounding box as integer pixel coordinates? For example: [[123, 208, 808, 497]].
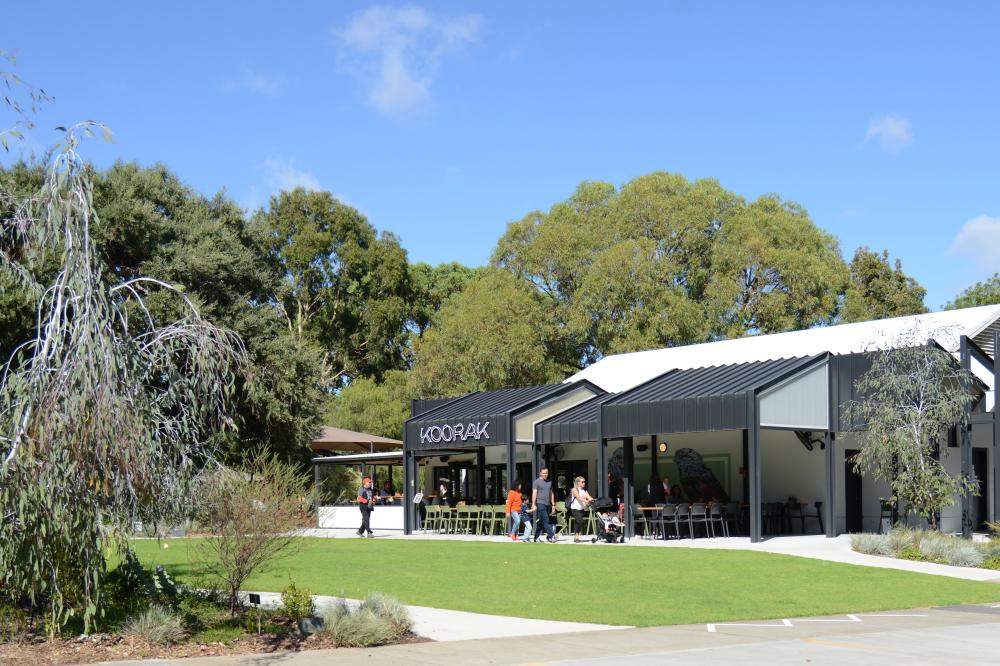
[[248, 593, 262, 634]]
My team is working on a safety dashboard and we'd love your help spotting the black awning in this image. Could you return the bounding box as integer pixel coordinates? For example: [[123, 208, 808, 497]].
[[405, 383, 593, 451], [535, 356, 829, 442], [602, 355, 823, 437]]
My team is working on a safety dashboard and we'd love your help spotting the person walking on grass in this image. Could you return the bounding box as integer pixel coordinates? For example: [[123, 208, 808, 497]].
[[506, 480, 525, 541], [532, 467, 557, 543], [356, 476, 375, 538], [569, 475, 594, 543]]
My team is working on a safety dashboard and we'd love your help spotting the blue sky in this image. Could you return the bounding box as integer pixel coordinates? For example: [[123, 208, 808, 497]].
[[3, 2, 999, 309]]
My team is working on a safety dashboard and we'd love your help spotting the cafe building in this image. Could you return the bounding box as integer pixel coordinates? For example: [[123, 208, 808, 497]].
[[397, 305, 1000, 542]]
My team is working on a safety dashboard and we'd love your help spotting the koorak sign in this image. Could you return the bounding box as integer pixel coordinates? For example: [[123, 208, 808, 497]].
[[419, 421, 490, 444]]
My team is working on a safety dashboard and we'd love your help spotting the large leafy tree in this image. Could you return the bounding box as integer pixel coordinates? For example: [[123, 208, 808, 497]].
[[945, 273, 1000, 310], [493, 172, 850, 364], [844, 344, 977, 530], [704, 195, 847, 337], [409, 261, 480, 339], [256, 188, 411, 386], [325, 369, 412, 440], [841, 247, 927, 323], [410, 269, 571, 396]]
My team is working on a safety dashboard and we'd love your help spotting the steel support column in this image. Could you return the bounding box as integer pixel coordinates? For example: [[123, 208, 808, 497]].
[[960, 337, 974, 539], [651, 435, 658, 476], [403, 450, 413, 535], [994, 330, 1000, 524], [506, 415, 516, 503], [748, 394, 763, 543], [825, 431, 835, 537], [741, 430, 749, 505], [476, 446, 486, 505], [623, 437, 634, 539]]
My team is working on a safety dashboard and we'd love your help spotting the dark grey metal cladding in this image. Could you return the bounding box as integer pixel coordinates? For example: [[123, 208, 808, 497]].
[[602, 356, 821, 438], [830, 352, 872, 431], [535, 394, 604, 444], [405, 384, 565, 451]]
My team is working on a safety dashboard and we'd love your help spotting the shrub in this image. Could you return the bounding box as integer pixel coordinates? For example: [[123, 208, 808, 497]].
[[318, 594, 411, 647], [281, 582, 315, 620], [982, 556, 1000, 571], [322, 607, 396, 648], [121, 605, 187, 645], [944, 541, 985, 568], [358, 592, 413, 633], [897, 545, 924, 561], [918, 534, 951, 563], [851, 533, 893, 556], [976, 539, 1000, 560], [887, 527, 919, 552], [194, 449, 312, 614]]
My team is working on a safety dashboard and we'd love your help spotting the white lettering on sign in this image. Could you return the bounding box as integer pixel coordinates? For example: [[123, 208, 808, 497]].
[[420, 421, 490, 444]]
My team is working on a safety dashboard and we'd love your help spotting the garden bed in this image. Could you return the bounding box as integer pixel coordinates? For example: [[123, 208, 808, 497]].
[[0, 627, 426, 666], [852, 528, 1000, 569]]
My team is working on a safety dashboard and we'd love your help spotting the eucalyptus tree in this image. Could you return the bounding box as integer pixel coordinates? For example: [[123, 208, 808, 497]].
[[841, 247, 927, 323], [843, 342, 977, 530], [0, 129, 245, 632], [946, 273, 1000, 310]]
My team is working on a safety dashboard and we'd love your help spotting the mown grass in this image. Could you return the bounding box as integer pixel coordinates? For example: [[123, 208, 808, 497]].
[[131, 538, 1000, 627]]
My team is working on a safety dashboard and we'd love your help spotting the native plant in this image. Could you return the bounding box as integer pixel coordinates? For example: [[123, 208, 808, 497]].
[[194, 448, 312, 614], [0, 120, 245, 632], [844, 341, 977, 531]]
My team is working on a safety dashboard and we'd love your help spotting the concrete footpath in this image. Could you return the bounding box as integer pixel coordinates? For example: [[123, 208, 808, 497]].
[[103, 603, 1000, 665], [247, 591, 622, 642]]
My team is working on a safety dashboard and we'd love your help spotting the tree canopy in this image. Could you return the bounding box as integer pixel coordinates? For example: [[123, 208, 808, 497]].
[[841, 247, 927, 323], [945, 273, 1000, 310]]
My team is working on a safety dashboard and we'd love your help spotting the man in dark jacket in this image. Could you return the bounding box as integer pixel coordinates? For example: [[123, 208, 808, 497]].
[[357, 476, 375, 538]]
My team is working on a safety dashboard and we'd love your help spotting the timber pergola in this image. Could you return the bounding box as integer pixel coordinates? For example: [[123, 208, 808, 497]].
[[537, 353, 879, 543], [402, 380, 604, 533]]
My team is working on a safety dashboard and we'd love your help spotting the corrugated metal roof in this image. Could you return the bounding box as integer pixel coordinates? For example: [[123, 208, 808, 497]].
[[536, 356, 826, 443], [604, 356, 818, 406], [567, 305, 1000, 393], [603, 356, 824, 438]]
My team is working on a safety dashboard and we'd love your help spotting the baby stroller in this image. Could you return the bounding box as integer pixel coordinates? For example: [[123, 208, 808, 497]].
[[591, 497, 624, 543]]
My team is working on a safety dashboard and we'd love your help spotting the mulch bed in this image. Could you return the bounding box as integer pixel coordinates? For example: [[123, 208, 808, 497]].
[[0, 631, 428, 665]]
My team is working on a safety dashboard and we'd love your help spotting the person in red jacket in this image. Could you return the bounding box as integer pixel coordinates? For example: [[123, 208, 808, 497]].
[[356, 476, 375, 538]]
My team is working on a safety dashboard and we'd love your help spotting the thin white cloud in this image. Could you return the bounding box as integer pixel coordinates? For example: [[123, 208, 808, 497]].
[[336, 5, 482, 118], [949, 215, 1000, 271], [259, 157, 321, 193], [225, 68, 287, 96], [865, 113, 913, 153]]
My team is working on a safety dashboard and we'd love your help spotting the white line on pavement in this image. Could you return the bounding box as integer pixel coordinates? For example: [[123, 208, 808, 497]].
[[707, 613, 927, 632]]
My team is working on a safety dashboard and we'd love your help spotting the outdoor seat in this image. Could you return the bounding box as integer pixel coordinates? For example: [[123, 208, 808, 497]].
[[708, 503, 727, 537], [672, 503, 691, 539], [689, 502, 709, 538], [631, 504, 649, 539], [422, 504, 438, 533], [455, 506, 476, 534], [785, 503, 804, 533], [474, 505, 491, 534], [657, 504, 677, 539], [803, 501, 824, 534], [490, 505, 507, 535]]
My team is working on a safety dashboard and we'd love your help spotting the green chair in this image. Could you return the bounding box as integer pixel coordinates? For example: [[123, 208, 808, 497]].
[[422, 504, 438, 533], [491, 505, 508, 535]]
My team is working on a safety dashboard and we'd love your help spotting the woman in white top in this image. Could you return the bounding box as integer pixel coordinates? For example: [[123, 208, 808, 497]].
[[570, 476, 594, 543]]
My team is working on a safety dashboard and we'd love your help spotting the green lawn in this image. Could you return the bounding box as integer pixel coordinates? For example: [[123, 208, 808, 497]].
[[131, 538, 1000, 627]]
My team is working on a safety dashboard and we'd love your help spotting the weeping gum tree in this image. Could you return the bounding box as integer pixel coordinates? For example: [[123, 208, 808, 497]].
[[0, 124, 246, 633], [844, 338, 978, 531]]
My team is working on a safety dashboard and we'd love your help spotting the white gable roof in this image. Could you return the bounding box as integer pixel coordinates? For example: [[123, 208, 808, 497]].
[[567, 305, 1000, 395]]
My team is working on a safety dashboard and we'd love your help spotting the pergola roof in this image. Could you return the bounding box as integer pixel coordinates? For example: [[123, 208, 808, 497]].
[[310, 426, 402, 454], [567, 305, 1000, 393]]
